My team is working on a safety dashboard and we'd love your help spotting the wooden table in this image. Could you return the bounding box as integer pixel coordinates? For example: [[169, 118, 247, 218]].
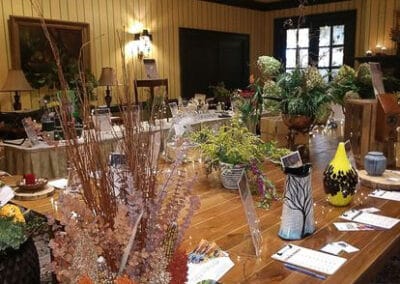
[[11, 132, 400, 283]]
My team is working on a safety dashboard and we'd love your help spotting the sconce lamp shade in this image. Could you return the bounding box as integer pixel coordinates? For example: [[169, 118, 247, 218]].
[[134, 29, 152, 41], [1, 69, 33, 92], [98, 67, 117, 87]]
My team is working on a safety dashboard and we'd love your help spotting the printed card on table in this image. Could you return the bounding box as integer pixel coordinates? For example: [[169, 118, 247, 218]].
[[272, 244, 347, 275], [341, 209, 400, 229]]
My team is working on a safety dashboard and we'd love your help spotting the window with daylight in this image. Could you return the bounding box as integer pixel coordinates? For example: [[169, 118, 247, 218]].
[[274, 10, 356, 80]]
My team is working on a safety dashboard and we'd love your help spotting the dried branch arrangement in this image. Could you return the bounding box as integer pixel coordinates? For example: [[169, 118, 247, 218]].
[[29, 1, 200, 283]]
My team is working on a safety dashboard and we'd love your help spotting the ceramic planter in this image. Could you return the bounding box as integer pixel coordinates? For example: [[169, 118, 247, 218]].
[[282, 114, 313, 131], [323, 142, 358, 206]]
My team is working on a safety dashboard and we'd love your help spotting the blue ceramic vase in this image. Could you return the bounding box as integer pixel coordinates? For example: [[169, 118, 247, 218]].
[[364, 152, 387, 176]]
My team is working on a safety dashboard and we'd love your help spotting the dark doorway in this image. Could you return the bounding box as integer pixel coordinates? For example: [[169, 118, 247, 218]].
[[179, 28, 250, 99]]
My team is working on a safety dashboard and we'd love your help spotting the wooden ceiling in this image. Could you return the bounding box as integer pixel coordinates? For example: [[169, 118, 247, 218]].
[[200, 0, 347, 11]]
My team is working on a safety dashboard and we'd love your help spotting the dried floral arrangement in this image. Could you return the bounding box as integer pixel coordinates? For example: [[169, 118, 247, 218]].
[[29, 1, 200, 283]]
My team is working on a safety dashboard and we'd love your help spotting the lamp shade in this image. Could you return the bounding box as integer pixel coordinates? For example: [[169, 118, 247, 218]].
[[98, 67, 117, 86], [1, 69, 33, 92]]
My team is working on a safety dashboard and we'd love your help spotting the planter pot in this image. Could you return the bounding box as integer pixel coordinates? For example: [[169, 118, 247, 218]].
[[219, 162, 246, 190], [282, 114, 313, 131], [364, 151, 387, 176], [323, 142, 358, 206], [0, 237, 40, 284], [279, 164, 315, 240]]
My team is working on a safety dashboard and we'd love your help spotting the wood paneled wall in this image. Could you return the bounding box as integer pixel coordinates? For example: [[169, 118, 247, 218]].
[[0, 0, 399, 111], [0, 0, 265, 111], [264, 0, 400, 59]]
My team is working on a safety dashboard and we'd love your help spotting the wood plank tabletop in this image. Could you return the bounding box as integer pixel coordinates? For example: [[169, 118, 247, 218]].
[[11, 130, 400, 283]]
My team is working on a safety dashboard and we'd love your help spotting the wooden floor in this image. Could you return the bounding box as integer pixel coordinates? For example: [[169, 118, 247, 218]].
[[183, 128, 400, 283]]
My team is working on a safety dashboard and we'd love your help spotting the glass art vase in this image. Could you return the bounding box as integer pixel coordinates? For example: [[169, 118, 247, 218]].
[[278, 163, 315, 240], [323, 142, 358, 206]]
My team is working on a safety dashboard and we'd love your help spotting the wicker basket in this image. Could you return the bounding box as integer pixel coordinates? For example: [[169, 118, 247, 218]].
[[219, 163, 246, 190], [0, 238, 40, 284]]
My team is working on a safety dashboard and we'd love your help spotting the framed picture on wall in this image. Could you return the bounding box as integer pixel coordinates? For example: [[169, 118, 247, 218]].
[[8, 16, 90, 90]]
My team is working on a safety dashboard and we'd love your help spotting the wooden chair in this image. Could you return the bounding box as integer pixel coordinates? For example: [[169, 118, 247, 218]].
[[133, 79, 168, 105]]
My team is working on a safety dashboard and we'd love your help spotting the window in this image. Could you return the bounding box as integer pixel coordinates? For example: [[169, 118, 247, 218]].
[[274, 10, 356, 80], [285, 28, 309, 71], [317, 25, 345, 79]]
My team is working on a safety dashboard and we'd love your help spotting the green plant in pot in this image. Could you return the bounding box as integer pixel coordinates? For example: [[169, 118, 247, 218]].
[[234, 56, 282, 133], [209, 81, 232, 110], [190, 118, 279, 208], [264, 65, 331, 131]]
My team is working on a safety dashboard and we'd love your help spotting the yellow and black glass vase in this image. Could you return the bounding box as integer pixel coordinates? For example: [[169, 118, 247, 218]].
[[323, 142, 358, 206]]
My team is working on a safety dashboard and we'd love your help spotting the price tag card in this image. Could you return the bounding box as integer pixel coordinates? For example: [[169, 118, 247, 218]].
[[272, 244, 347, 275]]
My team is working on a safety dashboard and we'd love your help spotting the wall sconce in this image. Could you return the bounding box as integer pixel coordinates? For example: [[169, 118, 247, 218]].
[[134, 29, 152, 59]]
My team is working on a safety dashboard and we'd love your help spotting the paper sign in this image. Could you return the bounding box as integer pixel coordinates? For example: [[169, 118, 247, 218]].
[[187, 256, 234, 284], [0, 185, 15, 207], [334, 222, 375, 231], [341, 209, 400, 229], [272, 244, 347, 275], [237, 170, 263, 257], [143, 59, 159, 79], [22, 117, 40, 146], [369, 189, 400, 201], [321, 242, 359, 255], [280, 151, 303, 168]]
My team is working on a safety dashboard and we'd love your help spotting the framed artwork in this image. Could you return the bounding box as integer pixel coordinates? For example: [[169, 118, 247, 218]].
[[8, 16, 90, 89]]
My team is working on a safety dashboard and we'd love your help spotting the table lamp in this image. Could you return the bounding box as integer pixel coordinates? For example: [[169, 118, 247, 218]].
[[98, 67, 117, 108], [1, 69, 33, 110]]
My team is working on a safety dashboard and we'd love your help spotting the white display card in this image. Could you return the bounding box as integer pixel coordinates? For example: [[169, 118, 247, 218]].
[[341, 209, 400, 229], [187, 256, 234, 284], [0, 185, 15, 207], [334, 222, 376, 231], [369, 189, 400, 202], [272, 244, 347, 275]]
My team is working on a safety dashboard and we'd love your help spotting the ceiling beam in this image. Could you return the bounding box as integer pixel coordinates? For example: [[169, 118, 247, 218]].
[[199, 0, 348, 11]]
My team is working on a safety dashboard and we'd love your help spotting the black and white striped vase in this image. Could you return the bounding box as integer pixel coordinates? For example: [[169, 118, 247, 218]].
[[278, 164, 315, 240]]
